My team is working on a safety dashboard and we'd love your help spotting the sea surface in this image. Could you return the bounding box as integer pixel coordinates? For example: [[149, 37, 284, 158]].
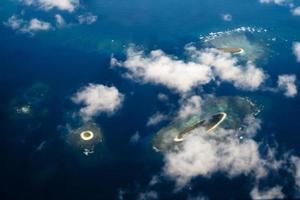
[[1, 0, 300, 199]]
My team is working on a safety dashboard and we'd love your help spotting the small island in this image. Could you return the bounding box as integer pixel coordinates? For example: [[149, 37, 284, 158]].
[[67, 122, 103, 155], [174, 112, 227, 142], [80, 130, 94, 141], [217, 47, 245, 54]]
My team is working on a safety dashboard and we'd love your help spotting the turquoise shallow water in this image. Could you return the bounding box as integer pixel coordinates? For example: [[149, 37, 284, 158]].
[[1, 0, 300, 199]]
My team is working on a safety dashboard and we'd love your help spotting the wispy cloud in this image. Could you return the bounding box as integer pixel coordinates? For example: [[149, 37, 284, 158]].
[[259, 0, 290, 5], [77, 13, 98, 25], [129, 132, 140, 144], [147, 112, 168, 127], [137, 191, 158, 200], [291, 156, 300, 194], [4, 15, 52, 35], [55, 14, 66, 27], [177, 95, 202, 119], [259, 0, 300, 16], [20, 0, 79, 12]]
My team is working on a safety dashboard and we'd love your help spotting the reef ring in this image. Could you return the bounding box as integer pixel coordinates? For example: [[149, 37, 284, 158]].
[[80, 131, 94, 141]]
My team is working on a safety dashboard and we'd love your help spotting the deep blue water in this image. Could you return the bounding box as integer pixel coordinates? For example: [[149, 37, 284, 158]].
[[1, 0, 300, 199]]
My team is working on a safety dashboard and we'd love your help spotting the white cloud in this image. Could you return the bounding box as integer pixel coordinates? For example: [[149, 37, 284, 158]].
[[77, 13, 98, 25], [163, 130, 263, 188], [72, 84, 124, 121], [159, 96, 300, 194], [222, 14, 232, 21], [277, 74, 297, 97], [111, 57, 122, 66], [290, 156, 300, 192], [23, 18, 52, 32], [250, 186, 285, 199], [188, 46, 266, 91], [162, 116, 265, 188], [177, 95, 202, 119], [55, 14, 66, 27], [112, 45, 266, 94], [147, 95, 300, 196], [293, 42, 300, 62], [259, 0, 289, 5], [292, 7, 300, 15], [147, 112, 168, 126], [20, 0, 79, 12], [4, 15, 52, 34], [114, 46, 212, 93]]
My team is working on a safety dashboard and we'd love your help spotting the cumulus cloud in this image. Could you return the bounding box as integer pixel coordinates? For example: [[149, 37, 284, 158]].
[[72, 84, 124, 121], [147, 112, 168, 126], [113, 46, 212, 93], [137, 93, 300, 197], [163, 132, 263, 188], [24, 18, 52, 32], [158, 95, 300, 195], [20, 0, 79, 12], [250, 186, 285, 199], [293, 42, 300, 62], [77, 13, 98, 25], [4, 15, 52, 34], [112, 45, 266, 94], [162, 116, 265, 188], [277, 74, 297, 97], [187, 46, 266, 91], [292, 7, 300, 15]]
